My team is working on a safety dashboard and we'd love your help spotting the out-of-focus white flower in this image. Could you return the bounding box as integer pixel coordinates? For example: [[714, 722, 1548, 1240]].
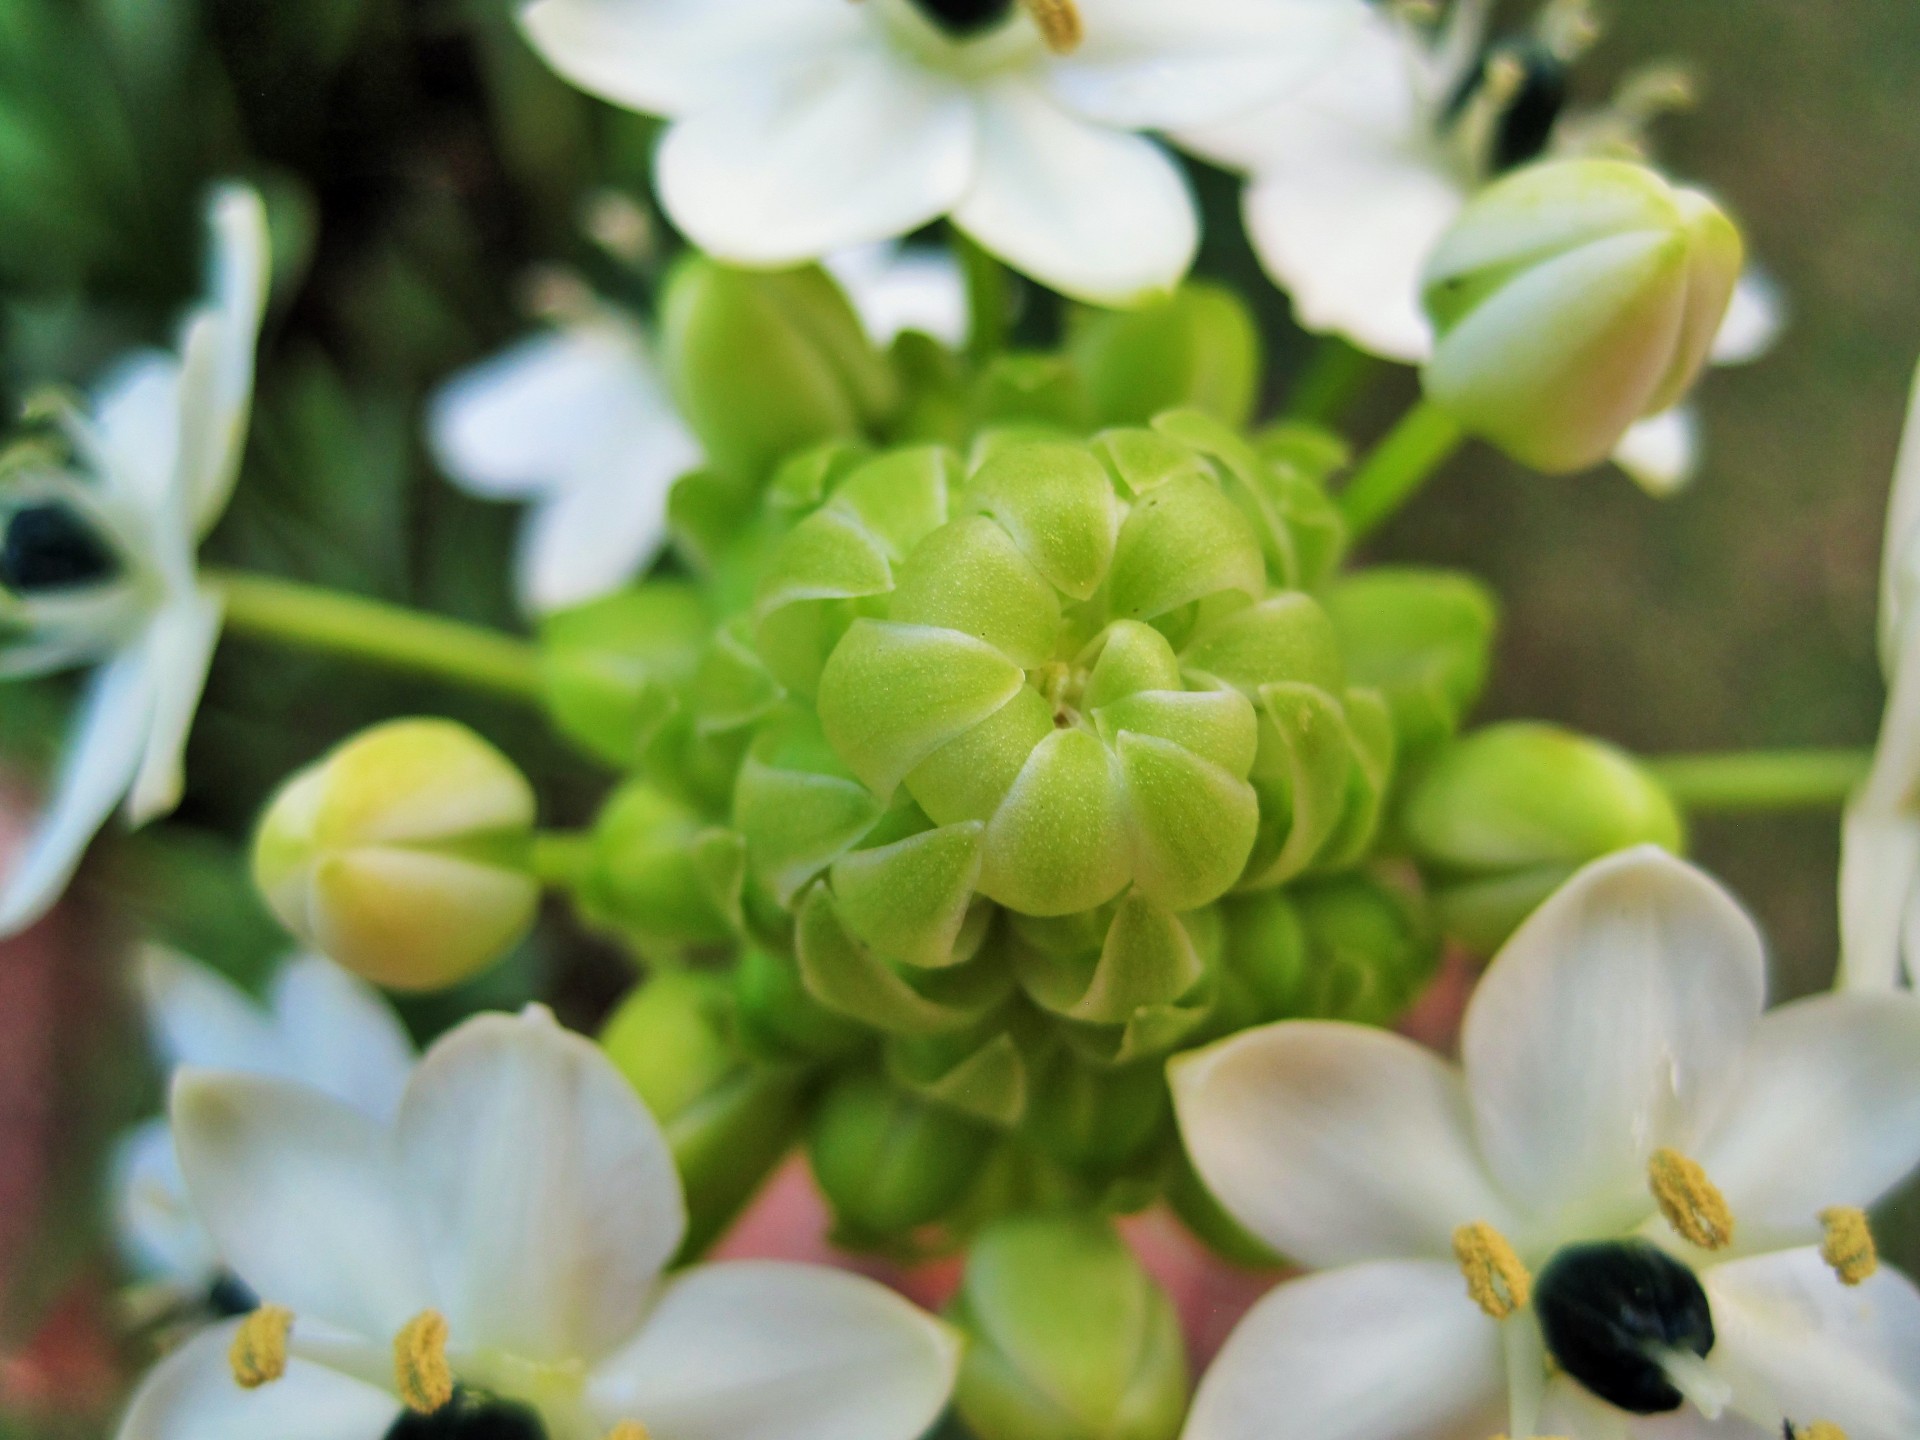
[[0, 185, 269, 936], [1841, 359, 1920, 992], [515, 0, 1368, 305], [112, 947, 415, 1309], [1182, 0, 1782, 489], [1173, 847, 1920, 1440], [117, 1005, 959, 1440], [824, 242, 969, 349]]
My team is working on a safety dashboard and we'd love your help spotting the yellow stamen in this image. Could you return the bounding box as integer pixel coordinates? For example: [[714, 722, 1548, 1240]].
[[1453, 1222, 1531, 1319], [1791, 1425, 1849, 1440], [1648, 1148, 1734, 1251], [394, 1310, 455, 1414], [1819, 1207, 1878, 1286], [1021, 0, 1082, 54], [229, 1304, 294, 1389], [606, 1424, 652, 1440]]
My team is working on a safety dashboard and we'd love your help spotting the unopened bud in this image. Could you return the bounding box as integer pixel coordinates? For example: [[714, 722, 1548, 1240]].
[[575, 783, 744, 959], [1422, 159, 1743, 473], [1323, 568, 1498, 762], [1222, 873, 1439, 1027], [1401, 721, 1685, 952], [1071, 283, 1262, 429], [808, 1070, 994, 1243], [540, 582, 709, 769], [251, 720, 537, 991]]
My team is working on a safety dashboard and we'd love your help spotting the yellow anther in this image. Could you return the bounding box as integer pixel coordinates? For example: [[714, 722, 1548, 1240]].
[[1021, 0, 1082, 53], [1791, 1425, 1849, 1440], [229, 1304, 294, 1389], [1648, 1148, 1734, 1251], [606, 1424, 652, 1440], [1453, 1222, 1532, 1319], [394, 1310, 455, 1414], [1819, 1208, 1879, 1287]]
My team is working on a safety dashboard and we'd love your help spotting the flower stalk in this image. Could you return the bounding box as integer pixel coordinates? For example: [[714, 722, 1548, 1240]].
[[1648, 748, 1871, 813], [1337, 399, 1466, 540]]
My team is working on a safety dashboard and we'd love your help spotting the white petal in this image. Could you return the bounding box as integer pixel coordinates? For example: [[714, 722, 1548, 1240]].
[[516, 0, 857, 118], [1838, 807, 1920, 992], [954, 80, 1196, 305], [1708, 270, 1786, 368], [111, 1119, 220, 1287], [269, 955, 415, 1123], [89, 350, 185, 517], [171, 1069, 434, 1338], [1461, 847, 1765, 1241], [1048, 0, 1369, 131], [0, 641, 158, 936], [1169, 1021, 1513, 1267], [396, 1006, 684, 1364], [1613, 407, 1702, 497], [139, 946, 283, 1073], [116, 1319, 400, 1440], [125, 586, 224, 825], [824, 243, 970, 348], [657, 46, 974, 264], [588, 1261, 960, 1440], [1695, 992, 1920, 1248], [1706, 1248, 1920, 1440], [176, 184, 270, 536], [1878, 358, 1920, 675], [1182, 1261, 1504, 1440]]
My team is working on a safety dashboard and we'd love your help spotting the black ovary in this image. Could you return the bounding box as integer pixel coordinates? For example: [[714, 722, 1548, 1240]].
[[909, 0, 1016, 38], [205, 1273, 260, 1318], [0, 502, 119, 593], [1442, 40, 1570, 173], [386, 1392, 547, 1440], [1534, 1240, 1715, 1415]]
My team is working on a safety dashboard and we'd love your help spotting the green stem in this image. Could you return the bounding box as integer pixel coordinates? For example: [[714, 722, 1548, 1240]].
[[1286, 337, 1388, 427], [957, 231, 1011, 365], [209, 569, 544, 703], [1647, 749, 1872, 813], [531, 832, 595, 888], [1338, 399, 1467, 542]]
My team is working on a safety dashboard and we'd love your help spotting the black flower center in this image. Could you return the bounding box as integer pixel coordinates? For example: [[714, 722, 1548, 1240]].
[[1534, 1240, 1715, 1415], [1443, 39, 1570, 173], [386, 1392, 547, 1440], [908, 0, 1016, 39], [0, 501, 120, 594], [205, 1273, 260, 1319]]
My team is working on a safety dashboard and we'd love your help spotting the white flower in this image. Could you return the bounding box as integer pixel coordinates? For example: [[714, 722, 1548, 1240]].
[[1171, 847, 1920, 1440], [824, 242, 969, 349], [1180, 0, 1782, 492], [113, 947, 416, 1307], [1841, 359, 1920, 992], [118, 1004, 959, 1440], [0, 185, 269, 935], [514, 0, 1368, 305]]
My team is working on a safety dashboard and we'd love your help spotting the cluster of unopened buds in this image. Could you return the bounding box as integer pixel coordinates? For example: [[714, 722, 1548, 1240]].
[[4, 2, 1918, 1440]]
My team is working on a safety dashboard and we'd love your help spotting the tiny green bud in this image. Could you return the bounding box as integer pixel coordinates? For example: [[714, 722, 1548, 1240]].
[[539, 582, 709, 769], [733, 942, 869, 1063], [1025, 1047, 1170, 1182], [661, 258, 896, 487], [1222, 874, 1438, 1028], [1071, 282, 1262, 430], [808, 1069, 994, 1242], [948, 1214, 1188, 1440], [970, 354, 1094, 432], [251, 719, 537, 991], [1401, 721, 1686, 953], [1324, 568, 1498, 763], [1422, 159, 1744, 473], [576, 782, 743, 958]]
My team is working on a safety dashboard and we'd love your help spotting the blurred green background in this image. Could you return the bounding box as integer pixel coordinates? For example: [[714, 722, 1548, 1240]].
[[1, 0, 1918, 1431]]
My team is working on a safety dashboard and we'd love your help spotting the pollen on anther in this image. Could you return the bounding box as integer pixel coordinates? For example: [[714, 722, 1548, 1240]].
[[1021, 0, 1082, 53], [1452, 1222, 1531, 1319], [1791, 1424, 1850, 1440], [606, 1423, 652, 1440], [394, 1310, 455, 1414], [1648, 1148, 1734, 1250], [1819, 1207, 1878, 1286], [229, 1304, 294, 1389]]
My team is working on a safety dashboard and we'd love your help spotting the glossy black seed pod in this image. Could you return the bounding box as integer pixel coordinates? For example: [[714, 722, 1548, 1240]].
[[387, 1393, 548, 1440], [910, 0, 1016, 38], [0, 502, 120, 593], [1534, 1240, 1715, 1415]]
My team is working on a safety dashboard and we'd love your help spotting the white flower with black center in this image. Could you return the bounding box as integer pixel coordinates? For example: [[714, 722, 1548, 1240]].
[[513, 0, 1368, 304], [0, 184, 269, 935], [116, 1004, 959, 1440], [1172, 847, 1920, 1440]]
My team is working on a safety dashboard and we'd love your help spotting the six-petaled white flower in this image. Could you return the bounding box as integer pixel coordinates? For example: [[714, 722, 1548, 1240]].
[[0, 184, 269, 935], [117, 1004, 960, 1440], [1172, 847, 1920, 1440], [514, 0, 1367, 305]]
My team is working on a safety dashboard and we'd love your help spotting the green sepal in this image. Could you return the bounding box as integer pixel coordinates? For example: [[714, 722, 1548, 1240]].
[[1108, 474, 1265, 623], [1241, 681, 1353, 887], [1025, 1047, 1170, 1181], [733, 942, 870, 1063], [978, 729, 1132, 917], [829, 820, 989, 969], [970, 353, 1095, 433], [1070, 281, 1262, 429], [887, 1026, 1030, 1129], [796, 883, 1013, 1036], [1221, 873, 1438, 1028], [667, 467, 757, 575], [733, 710, 884, 906], [808, 1069, 996, 1243], [1181, 593, 1346, 698], [890, 515, 1061, 668], [578, 782, 744, 955], [1314, 686, 1398, 872], [1324, 568, 1498, 763], [963, 441, 1119, 602], [1114, 732, 1259, 912], [1093, 428, 1215, 500], [688, 617, 784, 738], [539, 583, 708, 770]]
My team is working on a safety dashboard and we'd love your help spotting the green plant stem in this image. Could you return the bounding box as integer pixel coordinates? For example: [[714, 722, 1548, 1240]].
[[1648, 749, 1872, 813], [1338, 399, 1467, 541], [1286, 336, 1388, 427], [531, 832, 595, 888], [209, 569, 544, 703], [957, 231, 1010, 365]]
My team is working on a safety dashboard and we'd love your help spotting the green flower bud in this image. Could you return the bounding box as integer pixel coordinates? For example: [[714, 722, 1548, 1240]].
[[600, 973, 808, 1259], [1324, 568, 1498, 763], [970, 354, 1095, 433], [540, 582, 709, 769], [575, 782, 743, 958], [808, 1069, 994, 1242], [947, 1215, 1188, 1440], [887, 1018, 1034, 1130], [251, 719, 537, 991], [1221, 874, 1439, 1028], [1070, 282, 1262, 430], [1024, 1046, 1170, 1182], [733, 942, 869, 1063], [1422, 159, 1744, 473], [1401, 721, 1686, 952], [661, 258, 896, 487]]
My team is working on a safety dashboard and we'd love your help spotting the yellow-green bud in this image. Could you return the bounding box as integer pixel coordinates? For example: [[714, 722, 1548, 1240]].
[[808, 1069, 994, 1243], [251, 719, 537, 991], [1401, 721, 1686, 953], [540, 582, 710, 770], [1422, 159, 1744, 473], [1070, 282, 1262, 430], [948, 1214, 1188, 1440]]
